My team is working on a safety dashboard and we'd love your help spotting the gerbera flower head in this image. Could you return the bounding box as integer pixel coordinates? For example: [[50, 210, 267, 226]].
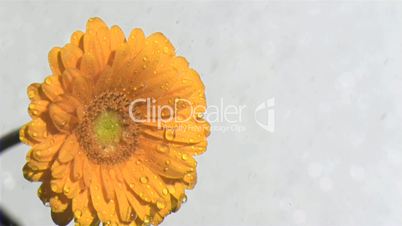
[[20, 17, 210, 225]]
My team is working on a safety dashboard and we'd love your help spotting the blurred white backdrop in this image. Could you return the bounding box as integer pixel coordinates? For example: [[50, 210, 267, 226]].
[[1, 1, 402, 226]]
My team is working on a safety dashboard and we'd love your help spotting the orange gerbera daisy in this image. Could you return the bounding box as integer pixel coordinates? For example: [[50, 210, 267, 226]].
[[20, 17, 210, 225]]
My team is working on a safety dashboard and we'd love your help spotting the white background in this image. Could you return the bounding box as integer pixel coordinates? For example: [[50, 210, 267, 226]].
[[1, 1, 402, 226]]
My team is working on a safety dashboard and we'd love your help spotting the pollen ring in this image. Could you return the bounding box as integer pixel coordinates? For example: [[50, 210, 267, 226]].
[[76, 91, 138, 165]]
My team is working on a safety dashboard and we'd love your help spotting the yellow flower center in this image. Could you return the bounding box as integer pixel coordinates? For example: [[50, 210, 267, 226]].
[[76, 91, 138, 165], [93, 111, 122, 146]]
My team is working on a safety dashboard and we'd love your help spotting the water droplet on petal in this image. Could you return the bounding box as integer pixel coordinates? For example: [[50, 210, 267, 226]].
[[164, 129, 175, 141], [144, 216, 151, 225], [45, 77, 52, 85], [140, 176, 149, 184], [162, 188, 169, 196], [37, 187, 43, 195], [74, 210, 82, 218], [156, 200, 166, 209], [28, 90, 35, 99], [63, 185, 70, 194], [181, 153, 189, 161], [196, 112, 204, 120], [157, 144, 169, 153], [183, 173, 194, 183], [182, 195, 188, 203], [51, 184, 58, 192]]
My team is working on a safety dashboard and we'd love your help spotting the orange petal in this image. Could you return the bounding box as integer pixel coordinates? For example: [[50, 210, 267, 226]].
[[70, 31, 84, 49], [37, 182, 52, 205], [82, 157, 93, 188], [114, 182, 132, 222], [167, 182, 186, 212], [182, 171, 197, 189], [175, 139, 208, 156], [137, 148, 186, 179], [25, 117, 48, 142], [51, 160, 70, 192], [49, 102, 77, 132], [72, 190, 98, 225], [86, 17, 108, 34], [121, 159, 160, 203], [51, 160, 67, 180], [140, 121, 206, 145], [95, 25, 111, 66], [125, 189, 151, 222], [60, 44, 83, 69], [51, 204, 73, 226], [48, 47, 64, 75], [28, 99, 49, 118], [63, 178, 81, 200], [49, 194, 70, 213], [70, 73, 94, 104], [19, 124, 36, 146], [23, 163, 45, 182], [27, 83, 47, 101], [119, 32, 172, 87], [53, 94, 81, 114], [94, 65, 114, 94], [72, 153, 84, 181], [79, 53, 100, 79], [101, 167, 115, 202], [109, 44, 135, 87], [152, 213, 164, 225], [83, 19, 111, 70], [135, 56, 206, 113], [60, 68, 82, 93], [138, 167, 172, 218], [27, 157, 52, 171], [89, 167, 116, 222], [41, 75, 64, 101], [127, 28, 145, 56], [110, 25, 126, 51], [136, 137, 196, 179], [29, 134, 65, 163], [58, 134, 79, 163]]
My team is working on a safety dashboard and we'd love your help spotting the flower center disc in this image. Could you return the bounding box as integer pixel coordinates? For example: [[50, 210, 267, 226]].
[[93, 111, 122, 146], [76, 91, 138, 165]]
